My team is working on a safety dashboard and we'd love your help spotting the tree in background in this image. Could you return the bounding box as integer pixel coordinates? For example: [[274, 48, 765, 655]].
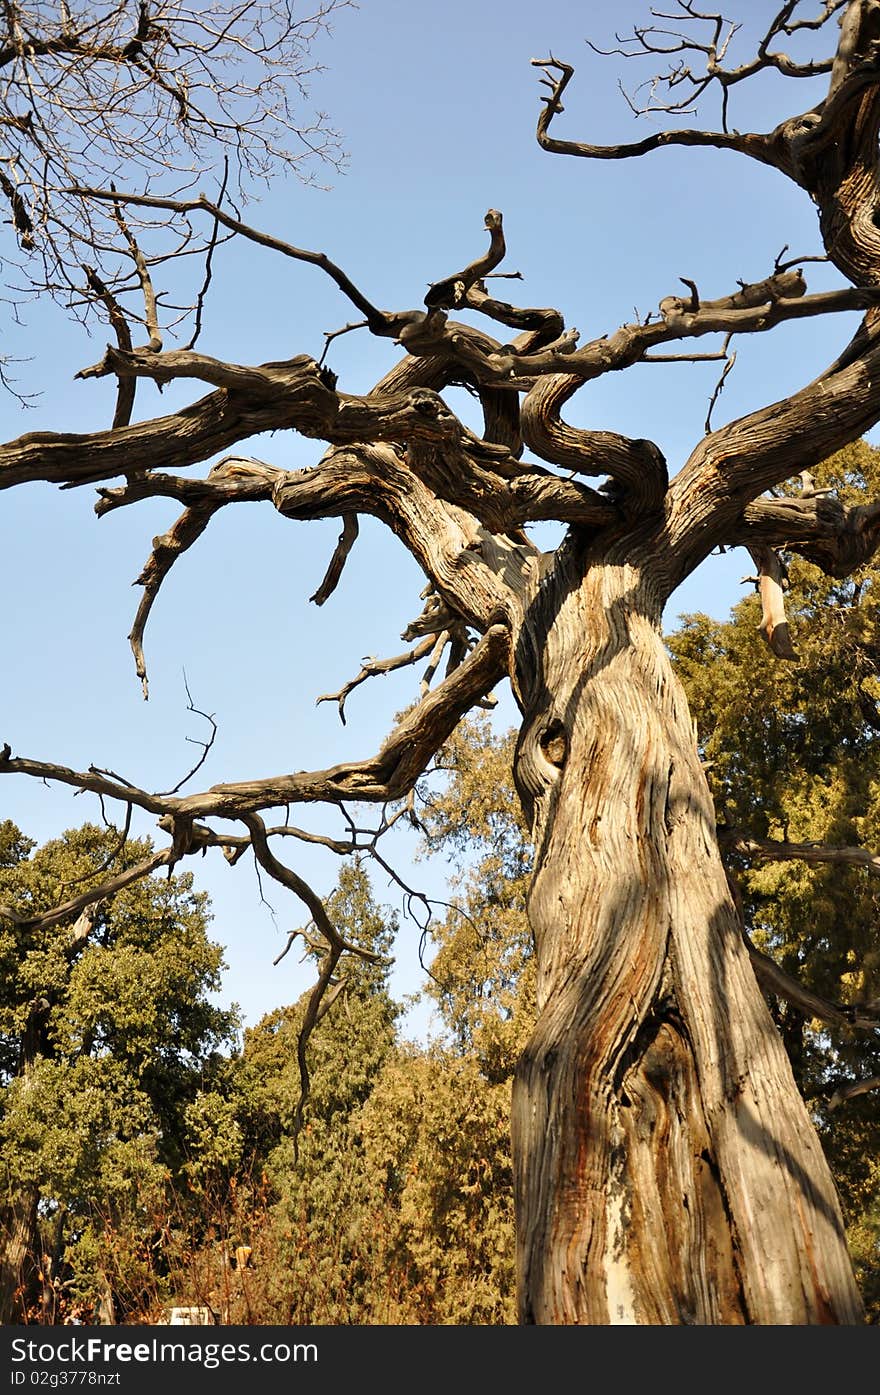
[[219, 860, 516, 1324], [0, 822, 237, 1322], [10, 1, 880, 1321], [354, 1043, 515, 1324], [417, 715, 534, 1084], [229, 861, 399, 1323]]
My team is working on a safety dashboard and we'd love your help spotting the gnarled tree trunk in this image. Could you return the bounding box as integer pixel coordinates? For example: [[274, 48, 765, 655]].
[[510, 543, 863, 1324]]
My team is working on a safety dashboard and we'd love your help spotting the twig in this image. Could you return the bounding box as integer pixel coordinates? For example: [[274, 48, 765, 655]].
[[154, 674, 218, 797], [316, 634, 437, 725], [318, 319, 369, 367], [129, 500, 226, 699], [705, 342, 737, 433], [185, 157, 230, 352], [111, 190, 162, 353]]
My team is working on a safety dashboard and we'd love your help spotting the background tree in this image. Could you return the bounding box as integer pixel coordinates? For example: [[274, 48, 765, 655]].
[[416, 715, 534, 1084], [0, 821, 237, 1322], [354, 1043, 515, 1324], [8, 0, 880, 1323], [220, 860, 516, 1325], [230, 860, 400, 1323]]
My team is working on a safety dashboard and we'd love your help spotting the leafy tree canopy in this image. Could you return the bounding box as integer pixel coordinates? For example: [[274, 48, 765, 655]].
[[0, 821, 238, 1320]]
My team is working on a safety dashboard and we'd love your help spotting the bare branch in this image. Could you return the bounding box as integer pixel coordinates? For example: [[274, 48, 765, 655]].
[[521, 373, 668, 515], [0, 168, 34, 249], [704, 341, 737, 433], [729, 488, 880, 580], [185, 157, 229, 353], [745, 924, 880, 1032], [0, 0, 351, 318], [746, 545, 797, 660], [111, 194, 161, 353], [319, 319, 369, 367], [81, 265, 135, 428], [242, 811, 384, 1148], [177, 623, 511, 819], [244, 814, 380, 966], [531, 55, 782, 171], [69, 185, 413, 338], [642, 348, 729, 362], [156, 816, 357, 865], [667, 314, 880, 578], [721, 829, 880, 879], [0, 625, 510, 821], [479, 277, 877, 387], [421, 630, 452, 697], [128, 498, 228, 698], [424, 208, 506, 310], [828, 1075, 880, 1109], [463, 283, 564, 343], [0, 847, 172, 931], [316, 634, 437, 725], [587, 2, 843, 133], [0, 356, 337, 491], [310, 514, 359, 607], [155, 678, 218, 796], [95, 459, 283, 517]]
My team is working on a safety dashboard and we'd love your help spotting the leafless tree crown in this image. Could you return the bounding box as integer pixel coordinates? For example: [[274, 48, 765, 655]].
[[0, 0, 349, 330]]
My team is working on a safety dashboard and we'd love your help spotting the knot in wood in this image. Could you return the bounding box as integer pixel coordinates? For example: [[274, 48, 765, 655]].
[[409, 387, 448, 417], [540, 718, 568, 770]]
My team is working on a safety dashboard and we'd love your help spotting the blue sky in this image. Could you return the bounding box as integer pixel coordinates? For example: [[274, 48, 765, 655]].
[[1, 0, 870, 1039]]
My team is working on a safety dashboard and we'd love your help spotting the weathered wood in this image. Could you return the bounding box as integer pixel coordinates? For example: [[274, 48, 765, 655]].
[[510, 551, 862, 1323]]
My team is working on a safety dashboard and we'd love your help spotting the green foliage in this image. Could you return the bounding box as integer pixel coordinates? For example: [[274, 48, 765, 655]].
[[228, 860, 401, 1322], [2, 837, 520, 1324], [182, 1090, 245, 1192], [0, 822, 238, 1320], [417, 714, 535, 1081], [214, 852, 518, 1323], [357, 1046, 515, 1322]]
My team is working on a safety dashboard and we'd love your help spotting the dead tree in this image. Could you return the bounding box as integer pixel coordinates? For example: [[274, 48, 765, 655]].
[[5, 0, 880, 1323]]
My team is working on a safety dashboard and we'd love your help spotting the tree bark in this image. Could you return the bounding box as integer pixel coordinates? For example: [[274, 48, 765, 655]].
[[510, 543, 864, 1324], [0, 1189, 39, 1323], [0, 995, 51, 1323]]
